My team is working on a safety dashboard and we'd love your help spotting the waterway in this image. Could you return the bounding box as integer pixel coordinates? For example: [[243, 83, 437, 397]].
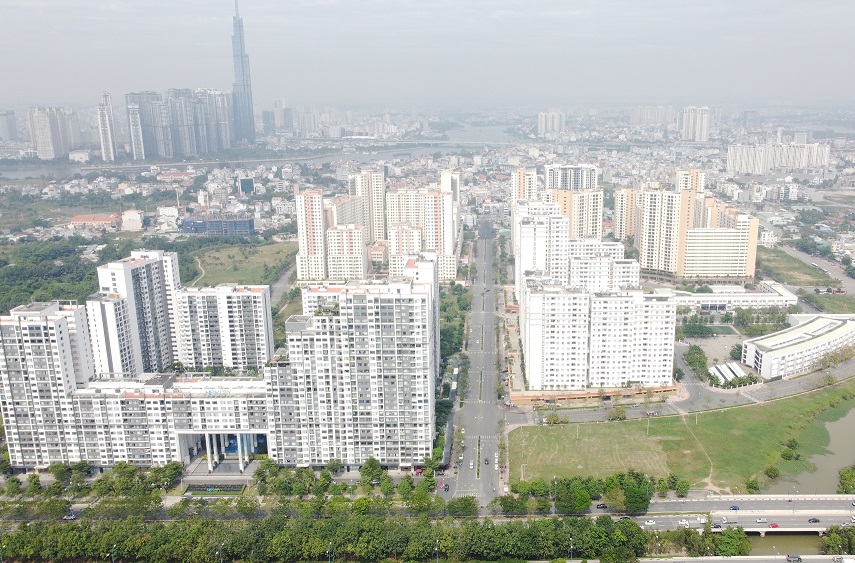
[[750, 533, 822, 556], [765, 406, 855, 495]]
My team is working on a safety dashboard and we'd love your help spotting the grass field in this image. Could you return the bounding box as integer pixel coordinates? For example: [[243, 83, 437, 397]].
[[509, 377, 855, 491], [191, 242, 297, 286], [756, 247, 839, 287], [802, 293, 855, 314]]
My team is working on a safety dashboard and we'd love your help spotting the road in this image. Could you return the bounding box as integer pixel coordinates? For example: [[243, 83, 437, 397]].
[[777, 245, 852, 293], [452, 219, 503, 505]]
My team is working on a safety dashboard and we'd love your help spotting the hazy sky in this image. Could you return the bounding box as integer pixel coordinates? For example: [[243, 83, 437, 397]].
[[2, 0, 853, 109]]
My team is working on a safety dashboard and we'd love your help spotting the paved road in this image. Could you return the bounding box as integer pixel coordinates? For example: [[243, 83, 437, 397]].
[[777, 245, 850, 292], [452, 219, 503, 504]]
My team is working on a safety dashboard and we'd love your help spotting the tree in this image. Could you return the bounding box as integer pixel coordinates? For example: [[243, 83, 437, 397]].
[[446, 496, 478, 516], [235, 495, 261, 518], [47, 463, 71, 485], [397, 475, 414, 498], [675, 480, 690, 498], [545, 412, 561, 425], [5, 475, 22, 496], [26, 473, 42, 496], [602, 487, 626, 512], [325, 458, 343, 475], [729, 344, 743, 361], [716, 527, 751, 556], [607, 405, 627, 421]]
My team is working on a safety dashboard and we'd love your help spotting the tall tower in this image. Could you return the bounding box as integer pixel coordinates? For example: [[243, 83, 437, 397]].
[[97, 92, 117, 162], [232, 0, 255, 144]]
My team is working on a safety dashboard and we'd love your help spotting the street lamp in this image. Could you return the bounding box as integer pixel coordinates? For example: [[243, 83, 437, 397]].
[[219, 542, 224, 563], [435, 539, 439, 563], [327, 542, 332, 563], [110, 544, 116, 563], [569, 537, 573, 562]]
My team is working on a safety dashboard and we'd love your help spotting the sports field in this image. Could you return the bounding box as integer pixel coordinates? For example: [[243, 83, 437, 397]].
[[509, 377, 855, 491]]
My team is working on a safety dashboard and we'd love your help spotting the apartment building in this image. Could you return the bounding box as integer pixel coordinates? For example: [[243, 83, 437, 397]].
[[348, 169, 386, 243], [172, 284, 273, 370], [544, 164, 599, 191], [325, 224, 367, 280], [512, 167, 539, 200], [296, 189, 327, 281]]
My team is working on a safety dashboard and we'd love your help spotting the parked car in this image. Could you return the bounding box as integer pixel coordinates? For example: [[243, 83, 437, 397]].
[[729, 505, 740, 510], [712, 523, 722, 529], [756, 518, 768, 523], [644, 520, 655, 526], [769, 523, 779, 528], [62, 513, 76, 521], [678, 519, 689, 526], [596, 503, 607, 509], [443, 484, 449, 492], [808, 518, 820, 523]]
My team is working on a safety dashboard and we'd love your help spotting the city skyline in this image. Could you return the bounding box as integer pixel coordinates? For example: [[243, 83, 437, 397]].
[[1, 1, 854, 107]]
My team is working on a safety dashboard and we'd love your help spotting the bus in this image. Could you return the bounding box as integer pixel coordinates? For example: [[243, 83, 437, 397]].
[[811, 263, 819, 268]]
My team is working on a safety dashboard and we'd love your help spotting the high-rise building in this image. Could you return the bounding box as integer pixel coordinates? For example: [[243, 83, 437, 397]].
[[512, 167, 538, 200], [386, 186, 457, 280], [97, 92, 117, 162], [675, 169, 706, 192], [126, 91, 162, 160], [296, 189, 327, 281], [348, 169, 386, 243], [325, 224, 367, 280], [27, 107, 73, 160], [231, 1, 255, 144], [726, 143, 830, 175], [545, 164, 599, 191], [680, 106, 710, 142], [629, 106, 677, 126], [537, 112, 565, 137], [0, 110, 17, 141], [0, 302, 94, 466], [172, 284, 273, 370], [549, 189, 604, 241], [86, 293, 144, 378], [268, 270, 438, 467], [96, 250, 180, 373]]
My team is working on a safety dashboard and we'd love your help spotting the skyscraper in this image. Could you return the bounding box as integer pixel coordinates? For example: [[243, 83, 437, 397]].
[[97, 92, 117, 162], [0, 110, 17, 141], [680, 106, 710, 142], [27, 107, 74, 160], [231, 1, 255, 144]]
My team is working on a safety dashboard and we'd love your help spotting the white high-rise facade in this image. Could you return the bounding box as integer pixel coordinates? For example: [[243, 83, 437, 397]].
[[172, 285, 273, 370], [386, 186, 457, 280], [28, 107, 72, 160], [681, 106, 710, 142], [86, 293, 143, 378], [96, 250, 180, 373], [97, 92, 117, 162], [675, 169, 706, 192], [296, 189, 327, 281], [726, 143, 831, 175], [0, 303, 94, 466], [545, 164, 599, 191], [537, 112, 565, 137], [268, 261, 438, 468], [512, 167, 539, 200], [348, 169, 386, 243]]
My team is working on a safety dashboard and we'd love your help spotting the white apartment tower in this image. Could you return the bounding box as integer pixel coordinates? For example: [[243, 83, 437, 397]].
[[386, 187, 457, 280], [126, 104, 145, 160], [675, 169, 706, 192], [97, 92, 118, 162], [86, 293, 143, 378], [348, 169, 386, 243], [545, 164, 599, 191], [326, 224, 368, 280], [96, 250, 180, 373], [0, 302, 94, 467], [172, 285, 273, 370], [296, 189, 327, 281], [537, 112, 565, 137], [388, 225, 423, 276], [268, 271, 438, 467], [681, 106, 710, 142]]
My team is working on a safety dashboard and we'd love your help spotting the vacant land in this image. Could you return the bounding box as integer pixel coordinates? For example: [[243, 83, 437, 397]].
[[801, 292, 855, 314], [756, 247, 839, 287], [191, 241, 297, 286], [509, 377, 855, 491]]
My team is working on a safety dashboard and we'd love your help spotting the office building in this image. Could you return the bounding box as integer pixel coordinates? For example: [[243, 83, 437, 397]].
[[231, 1, 255, 144], [97, 92, 117, 162], [348, 169, 386, 243], [0, 110, 17, 141], [172, 284, 272, 370], [296, 189, 327, 281], [681, 106, 709, 142]]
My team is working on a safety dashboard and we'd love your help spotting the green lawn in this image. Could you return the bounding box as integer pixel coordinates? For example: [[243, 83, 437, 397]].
[[756, 247, 839, 287], [509, 378, 855, 492], [802, 293, 855, 314], [191, 242, 297, 286]]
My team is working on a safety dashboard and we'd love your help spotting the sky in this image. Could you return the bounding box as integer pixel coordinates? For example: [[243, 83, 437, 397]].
[[1, 0, 854, 109]]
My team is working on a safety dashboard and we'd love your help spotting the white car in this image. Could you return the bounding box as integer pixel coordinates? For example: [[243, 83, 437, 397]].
[[678, 519, 689, 526], [756, 518, 768, 523], [644, 519, 656, 526], [696, 516, 707, 523]]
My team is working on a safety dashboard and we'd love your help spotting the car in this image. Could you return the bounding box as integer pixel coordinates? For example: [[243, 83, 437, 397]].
[[833, 556, 843, 562], [62, 513, 76, 521], [769, 523, 779, 528], [443, 484, 449, 492], [756, 518, 768, 523], [485, 458, 489, 465], [712, 523, 722, 529], [696, 516, 707, 523], [808, 518, 820, 523], [618, 516, 630, 521], [596, 503, 607, 509], [678, 519, 689, 526], [644, 519, 656, 526], [729, 505, 740, 510], [469, 461, 474, 469], [852, 501, 855, 507]]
